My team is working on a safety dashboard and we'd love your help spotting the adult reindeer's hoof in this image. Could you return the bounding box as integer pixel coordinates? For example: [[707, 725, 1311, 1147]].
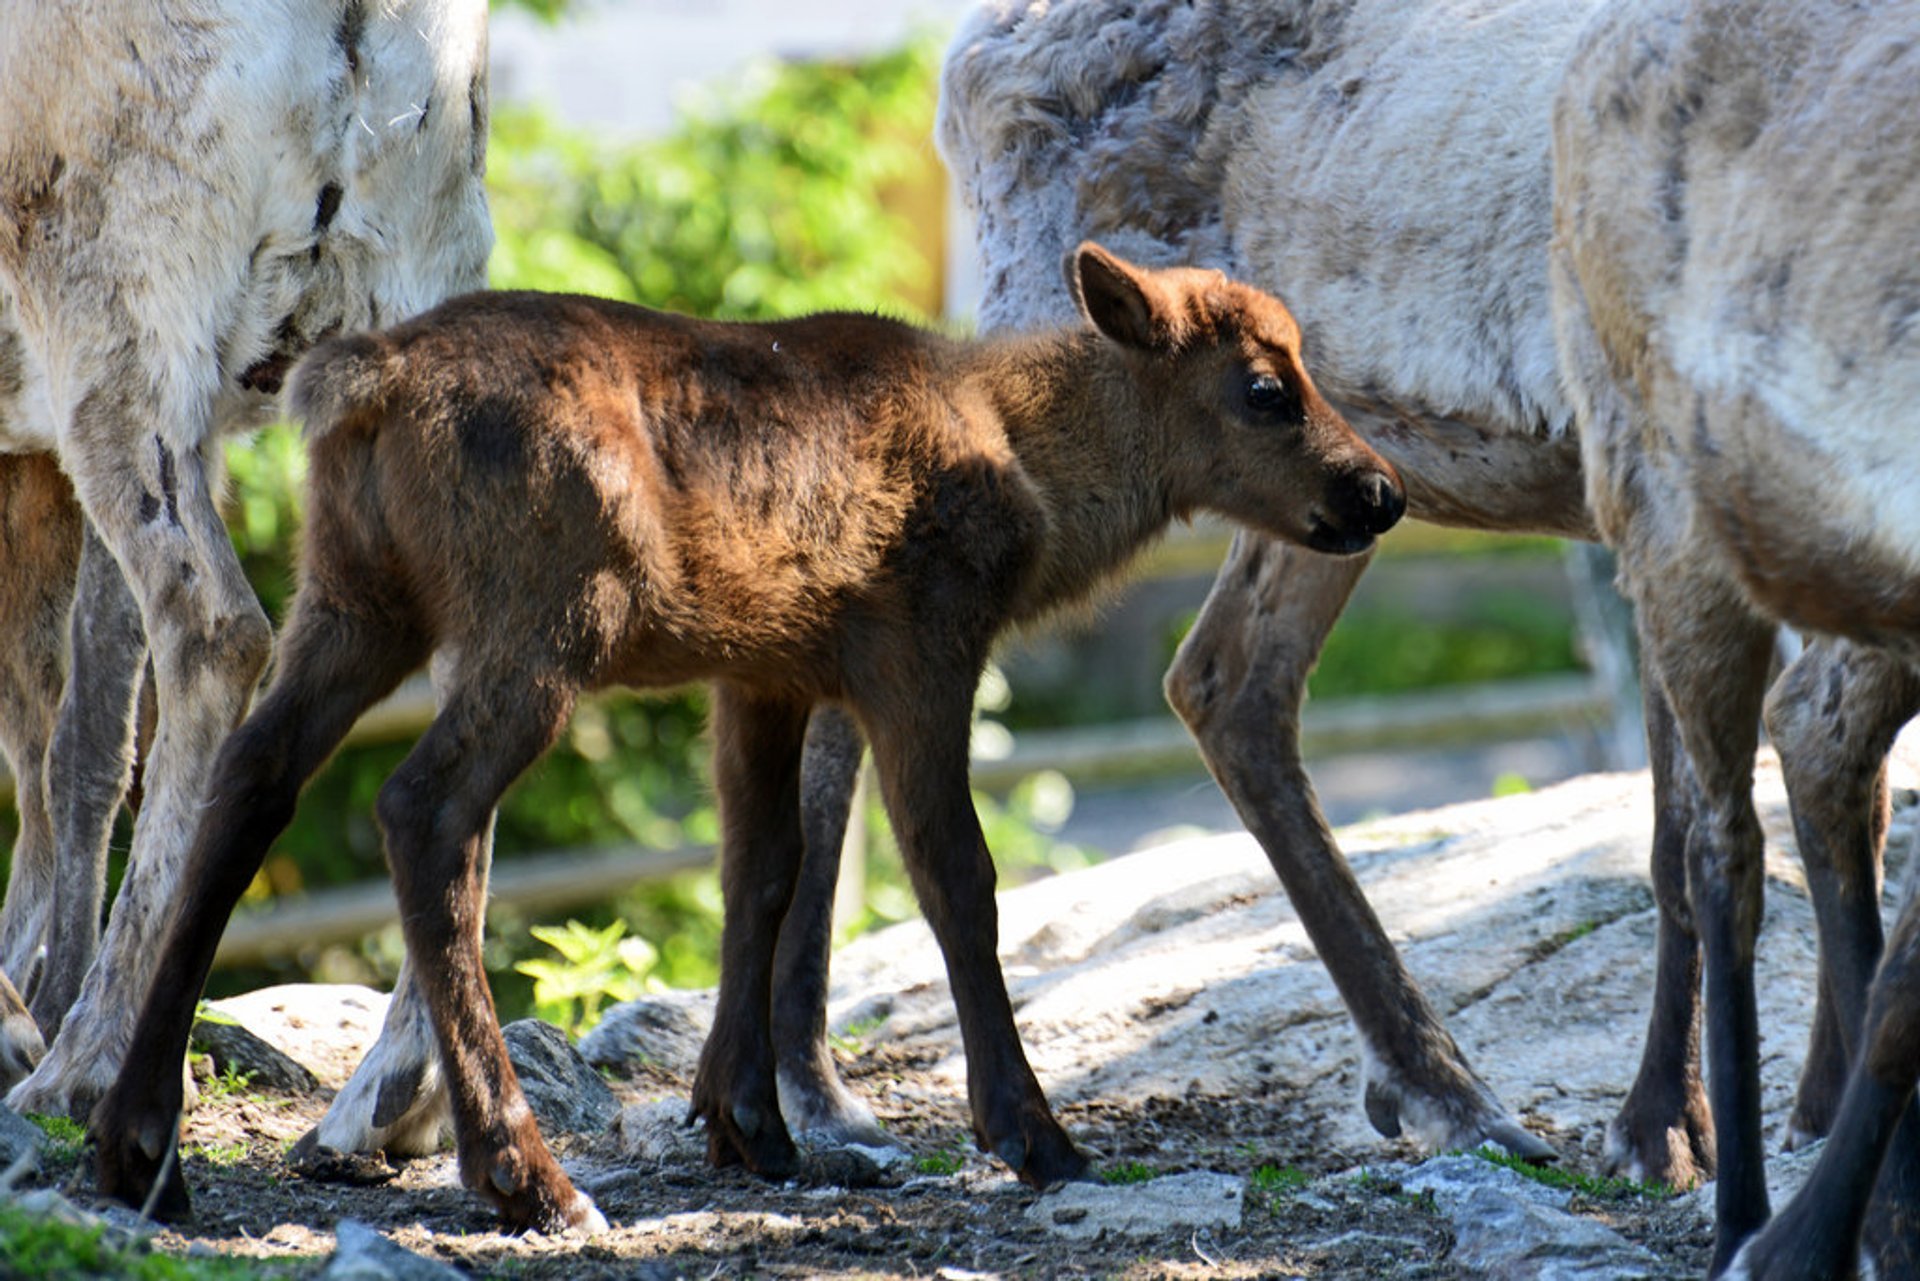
[[10, 1011, 125, 1123], [1602, 1079, 1714, 1189], [1361, 1067, 1555, 1164], [305, 1032, 451, 1160], [777, 1062, 896, 1152], [92, 1095, 191, 1223]]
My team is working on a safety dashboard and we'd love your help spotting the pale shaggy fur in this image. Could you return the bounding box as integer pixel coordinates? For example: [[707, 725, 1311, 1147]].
[[1555, 0, 1920, 1271], [939, 0, 1590, 441], [0, 0, 490, 1131]]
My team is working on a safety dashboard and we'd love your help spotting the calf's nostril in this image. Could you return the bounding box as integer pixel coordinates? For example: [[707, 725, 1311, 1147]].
[[1357, 471, 1406, 533]]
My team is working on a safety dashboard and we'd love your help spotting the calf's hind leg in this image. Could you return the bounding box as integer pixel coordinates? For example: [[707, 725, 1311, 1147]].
[[861, 686, 1086, 1188], [93, 607, 423, 1218], [693, 685, 814, 1176], [375, 670, 602, 1233], [771, 706, 891, 1148]]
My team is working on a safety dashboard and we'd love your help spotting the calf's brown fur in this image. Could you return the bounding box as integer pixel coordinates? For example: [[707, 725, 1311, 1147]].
[[90, 245, 1402, 1232]]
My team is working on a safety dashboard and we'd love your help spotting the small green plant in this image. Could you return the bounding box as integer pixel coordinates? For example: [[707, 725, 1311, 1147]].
[[1101, 1160, 1158, 1185], [25, 1114, 86, 1166], [826, 1014, 888, 1056], [915, 1149, 965, 1177], [514, 918, 659, 1037], [1470, 1144, 1674, 1200], [201, 1061, 258, 1103], [1251, 1164, 1310, 1194]]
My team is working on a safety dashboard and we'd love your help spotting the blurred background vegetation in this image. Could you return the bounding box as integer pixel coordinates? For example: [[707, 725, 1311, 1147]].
[[0, 11, 1589, 1036]]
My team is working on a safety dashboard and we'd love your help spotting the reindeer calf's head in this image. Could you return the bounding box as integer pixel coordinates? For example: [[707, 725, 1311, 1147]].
[[1070, 243, 1404, 554]]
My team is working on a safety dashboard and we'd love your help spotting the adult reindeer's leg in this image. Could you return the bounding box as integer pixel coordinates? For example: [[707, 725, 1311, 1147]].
[[374, 671, 600, 1233], [1765, 638, 1920, 1151], [1630, 569, 1776, 1272], [693, 684, 813, 1176], [93, 604, 422, 1219], [9, 411, 272, 1121], [1164, 532, 1551, 1160], [861, 685, 1086, 1188], [770, 706, 890, 1148], [34, 524, 146, 1040], [1604, 681, 1716, 1186], [1730, 867, 1920, 1280], [0, 453, 82, 1084]]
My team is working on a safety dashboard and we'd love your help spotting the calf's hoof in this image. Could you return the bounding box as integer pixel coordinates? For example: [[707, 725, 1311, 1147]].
[[92, 1102, 191, 1222], [697, 1097, 800, 1180], [471, 1150, 607, 1236], [983, 1111, 1088, 1190]]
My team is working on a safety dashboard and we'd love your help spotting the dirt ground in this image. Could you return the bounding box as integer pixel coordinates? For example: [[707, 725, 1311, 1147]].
[[31, 1048, 1711, 1279], [29, 753, 1896, 1278]]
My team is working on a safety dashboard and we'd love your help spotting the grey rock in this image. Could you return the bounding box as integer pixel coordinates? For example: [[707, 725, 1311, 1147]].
[[191, 1013, 320, 1094], [613, 1099, 704, 1165], [579, 991, 712, 1075], [502, 1018, 618, 1135], [1025, 1170, 1245, 1239], [1400, 1153, 1574, 1214], [0, 1103, 42, 1170], [320, 1219, 465, 1280], [1449, 1185, 1662, 1280]]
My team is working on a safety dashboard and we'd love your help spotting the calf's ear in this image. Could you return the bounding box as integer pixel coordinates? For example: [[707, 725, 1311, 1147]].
[[1070, 243, 1169, 350]]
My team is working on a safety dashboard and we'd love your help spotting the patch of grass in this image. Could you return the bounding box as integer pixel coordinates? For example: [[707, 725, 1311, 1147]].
[[1250, 1164, 1310, 1194], [827, 1014, 888, 1056], [199, 1061, 258, 1103], [1100, 1160, 1158, 1185], [915, 1149, 965, 1177], [1471, 1144, 1674, 1201], [185, 1140, 250, 1169], [25, 1113, 87, 1175], [0, 1199, 287, 1279]]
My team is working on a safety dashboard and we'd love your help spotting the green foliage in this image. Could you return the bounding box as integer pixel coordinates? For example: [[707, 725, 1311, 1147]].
[[1301, 590, 1579, 701], [1250, 1163, 1310, 1194], [1470, 1144, 1674, 1200], [487, 36, 942, 323], [0, 1199, 288, 1279], [915, 1149, 965, 1177], [514, 918, 660, 1036], [199, 1060, 258, 1103], [1101, 1160, 1159, 1185], [25, 1114, 86, 1167]]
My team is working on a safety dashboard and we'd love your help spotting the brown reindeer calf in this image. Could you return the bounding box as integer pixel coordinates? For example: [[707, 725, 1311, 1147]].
[[89, 244, 1403, 1233]]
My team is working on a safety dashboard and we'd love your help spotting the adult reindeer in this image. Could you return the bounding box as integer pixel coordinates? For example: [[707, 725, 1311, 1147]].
[[0, 0, 492, 1121], [1555, 0, 1920, 1271], [746, 0, 1912, 1193]]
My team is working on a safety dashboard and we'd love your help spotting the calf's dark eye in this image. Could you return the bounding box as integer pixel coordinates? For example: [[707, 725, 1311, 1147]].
[[1244, 373, 1300, 420]]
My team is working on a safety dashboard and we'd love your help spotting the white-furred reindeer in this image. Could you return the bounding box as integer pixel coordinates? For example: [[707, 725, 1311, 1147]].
[[1555, 0, 1920, 1271], [0, 0, 490, 1154]]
